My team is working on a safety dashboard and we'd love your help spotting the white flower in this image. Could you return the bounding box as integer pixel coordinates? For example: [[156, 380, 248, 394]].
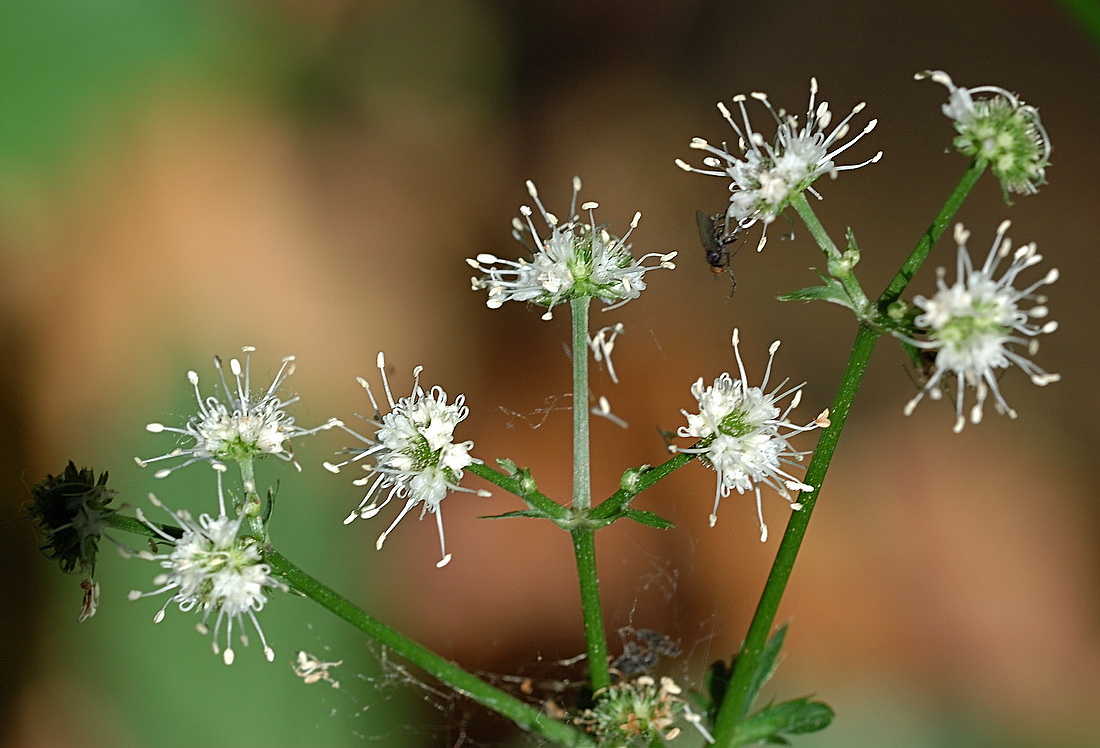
[[325, 353, 487, 568], [916, 70, 1050, 197], [902, 221, 1059, 432], [468, 177, 676, 320], [676, 79, 881, 251], [675, 330, 829, 541], [128, 464, 285, 665], [136, 346, 340, 478]]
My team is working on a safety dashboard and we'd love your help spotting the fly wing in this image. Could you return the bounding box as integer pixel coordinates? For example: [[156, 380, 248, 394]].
[[695, 209, 719, 253]]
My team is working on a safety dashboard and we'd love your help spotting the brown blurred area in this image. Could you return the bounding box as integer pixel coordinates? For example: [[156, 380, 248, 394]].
[[4, 0, 1099, 746]]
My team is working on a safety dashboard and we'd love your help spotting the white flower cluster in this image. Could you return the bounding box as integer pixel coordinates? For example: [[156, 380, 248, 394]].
[[677, 79, 881, 251], [676, 330, 829, 541], [137, 346, 339, 478], [325, 353, 487, 568], [916, 70, 1050, 196], [468, 177, 676, 320], [128, 464, 285, 665], [902, 221, 1059, 432]]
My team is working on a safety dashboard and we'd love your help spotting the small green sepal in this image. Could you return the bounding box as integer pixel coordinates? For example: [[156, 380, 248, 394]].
[[496, 457, 520, 476]]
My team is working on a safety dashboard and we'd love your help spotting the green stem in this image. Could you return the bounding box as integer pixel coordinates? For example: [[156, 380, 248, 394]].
[[791, 193, 841, 261], [110, 510, 592, 744], [711, 323, 878, 742], [237, 458, 265, 536], [590, 451, 696, 521], [568, 295, 610, 693], [108, 511, 178, 539], [266, 550, 597, 747], [790, 193, 869, 312], [712, 162, 986, 745], [878, 159, 986, 309], [466, 462, 568, 520], [571, 296, 592, 512], [572, 528, 611, 692]]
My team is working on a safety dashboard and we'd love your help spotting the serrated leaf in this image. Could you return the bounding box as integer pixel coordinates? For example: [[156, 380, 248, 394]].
[[622, 508, 675, 530], [731, 697, 835, 745]]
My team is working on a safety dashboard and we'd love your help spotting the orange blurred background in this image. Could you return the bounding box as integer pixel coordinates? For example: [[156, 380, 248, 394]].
[[3, 1, 1099, 746]]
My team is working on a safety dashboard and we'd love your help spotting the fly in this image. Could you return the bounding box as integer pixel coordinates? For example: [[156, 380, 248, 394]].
[[695, 209, 741, 292]]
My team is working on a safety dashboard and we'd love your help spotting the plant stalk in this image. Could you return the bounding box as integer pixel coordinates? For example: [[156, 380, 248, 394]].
[[568, 295, 611, 693], [711, 162, 985, 745]]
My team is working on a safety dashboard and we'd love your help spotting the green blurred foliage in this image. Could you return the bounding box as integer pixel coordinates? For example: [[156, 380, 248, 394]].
[[0, 0, 245, 178]]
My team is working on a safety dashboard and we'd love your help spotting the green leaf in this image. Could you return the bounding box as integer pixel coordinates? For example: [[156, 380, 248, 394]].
[[742, 624, 788, 717], [621, 508, 675, 530], [496, 457, 520, 476], [778, 271, 854, 309], [730, 697, 835, 745]]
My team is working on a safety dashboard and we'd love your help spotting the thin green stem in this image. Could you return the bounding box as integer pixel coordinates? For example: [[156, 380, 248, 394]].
[[107, 511, 177, 539], [237, 458, 265, 536], [571, 296, 592, 512], [466, 462, 568, 520], [711, 162, 986, 745], [572, 528, 611, 692], [790, 193, 869, 312], [109, 512, 592, 744], [711, 324, 877, 743], [266, 550, 596, 747], [791, 194, 842, 260], [590, 451, 696, 521], [878, 159, 986, 309], [568, 295, 610, 693]]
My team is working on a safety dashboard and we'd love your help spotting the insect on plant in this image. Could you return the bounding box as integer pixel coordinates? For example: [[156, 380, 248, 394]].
[[695, 209, 741, 292]]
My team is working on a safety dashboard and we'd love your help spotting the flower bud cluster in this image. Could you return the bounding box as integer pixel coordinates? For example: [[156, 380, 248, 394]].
[[917, 70, 1050, 198]]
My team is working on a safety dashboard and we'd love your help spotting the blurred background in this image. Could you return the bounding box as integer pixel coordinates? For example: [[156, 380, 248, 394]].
[[4, 0, 1099, 746]]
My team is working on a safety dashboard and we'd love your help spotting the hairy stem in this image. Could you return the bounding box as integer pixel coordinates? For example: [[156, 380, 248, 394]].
[[569, 295, 611, 692], [572, 527, 611, 692], [572, 296, 592, 512]]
